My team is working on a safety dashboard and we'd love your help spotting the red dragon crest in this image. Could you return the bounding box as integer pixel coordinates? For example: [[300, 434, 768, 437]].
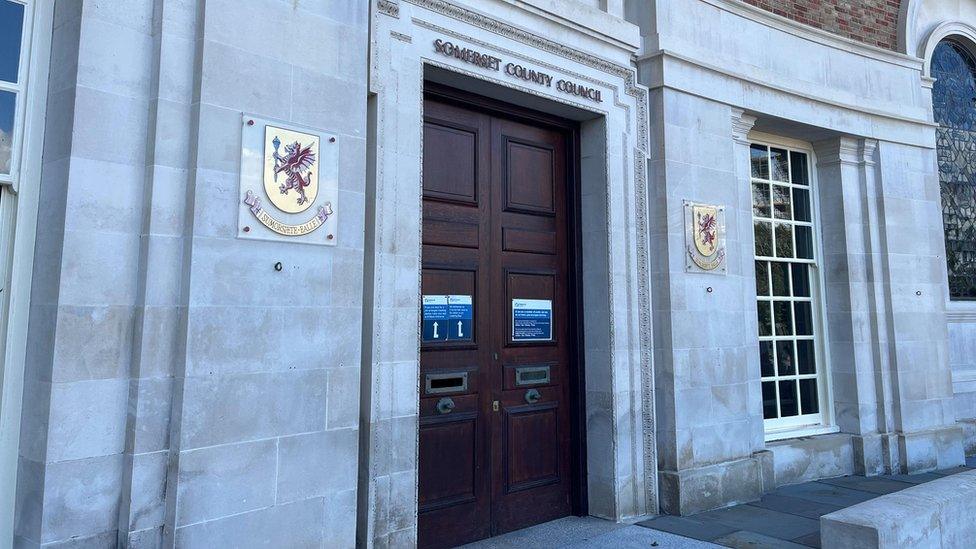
[[697, 211, 717, 252], [272, 138, 316, 206]]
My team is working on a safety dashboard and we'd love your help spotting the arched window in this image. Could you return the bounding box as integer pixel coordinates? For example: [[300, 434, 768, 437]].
[[932, 39, 976, 299]]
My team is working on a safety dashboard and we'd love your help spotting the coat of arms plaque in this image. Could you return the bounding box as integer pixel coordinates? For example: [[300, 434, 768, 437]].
[[684, 200, 726, 274], [238, 115, 339, 245]]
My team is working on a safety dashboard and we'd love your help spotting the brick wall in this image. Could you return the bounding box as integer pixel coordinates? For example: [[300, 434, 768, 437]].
[[742, 0, 901, 50]]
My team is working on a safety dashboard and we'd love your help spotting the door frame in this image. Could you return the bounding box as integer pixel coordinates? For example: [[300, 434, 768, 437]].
[[423, 82, 588, 516]]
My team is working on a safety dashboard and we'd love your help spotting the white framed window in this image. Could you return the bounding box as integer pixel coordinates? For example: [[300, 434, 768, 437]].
[[749, 138, 833, 439]]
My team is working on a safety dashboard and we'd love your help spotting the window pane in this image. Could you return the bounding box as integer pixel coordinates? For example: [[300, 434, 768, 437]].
[[771, 262, 790, 296], [757, 301, 772, 337], [790, 151, 809, 185], [751, 144, 769, 179], [770, 147, 789, 181], [760, 341, 774, 377], [797, 340, 816, 374], [756, 261, 769, 296], [774, 301, 793, 336], [752, 182, 770, 217], [772, 185, 792, 220], [0, 0, 25, 83], [775, 223, 794, 258], [793, 188, 811, 222], [0, 90, 14, 175], [776, 341, 795, 375], [796, 225, 814, 260], [791, 264, 810, 297], [932, 40, 976, 299], [794, 302, 813, 336], [754, 221, 772, 256], [779, 380, 799, 417], [762, 381, 778, 419], [799, 379, 819, 414]]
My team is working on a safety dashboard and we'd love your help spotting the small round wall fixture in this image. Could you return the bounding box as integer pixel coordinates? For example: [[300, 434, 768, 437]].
[[274, 261, 283, 272]]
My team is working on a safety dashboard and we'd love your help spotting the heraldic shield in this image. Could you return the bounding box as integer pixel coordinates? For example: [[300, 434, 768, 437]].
[[238, 114, 339, 246], [693, 204, 719, 257], [263, 126, 319, 214], [684, 200, 726, 273]]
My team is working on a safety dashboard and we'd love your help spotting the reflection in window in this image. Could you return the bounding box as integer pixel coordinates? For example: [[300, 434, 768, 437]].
[[0, 0, 25, 177], [0, 91, 14, 175], [0, 0, 25, 84], [933, 40, 976, 299]]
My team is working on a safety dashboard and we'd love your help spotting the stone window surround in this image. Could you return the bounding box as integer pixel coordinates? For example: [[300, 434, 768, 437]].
[[748, 134, 836, 440], [364, 0, 657, 545], [921, 22, 976, 393], [0, 0, 53, 540]]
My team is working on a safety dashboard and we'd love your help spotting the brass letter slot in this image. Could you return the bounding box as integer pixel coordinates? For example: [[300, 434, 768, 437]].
[[425, 372, 468, 395], [515, 365, 550, 387]]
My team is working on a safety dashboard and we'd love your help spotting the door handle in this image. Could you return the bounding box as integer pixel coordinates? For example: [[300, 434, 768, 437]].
[[436, 397, 455, 414], [525, 389, 541, 404]]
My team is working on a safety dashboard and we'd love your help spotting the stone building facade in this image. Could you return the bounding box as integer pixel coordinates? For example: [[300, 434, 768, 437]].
[[0, 0, 972, 547]]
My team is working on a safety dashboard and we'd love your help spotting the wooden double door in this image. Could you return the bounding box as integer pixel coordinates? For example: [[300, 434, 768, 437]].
[[417, 90, 581, 549]]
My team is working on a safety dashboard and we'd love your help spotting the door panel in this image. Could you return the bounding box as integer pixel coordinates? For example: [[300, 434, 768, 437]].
[[419, 95, 576, 549]]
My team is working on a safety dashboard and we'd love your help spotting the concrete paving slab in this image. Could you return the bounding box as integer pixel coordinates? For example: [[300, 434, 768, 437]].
[[712, 530, 810, 549], [816, 475, 914, 495], [882, 472, 945, 484], [696, 504, 820, 540], [637, 515, 739, 542], [565, 525, 718, 549], [746, 493, 842, 520], [459, 516, 627, 549], [932, 466, 972, 477], [791, 531, 821, 548], [773, 481, 877, 507]]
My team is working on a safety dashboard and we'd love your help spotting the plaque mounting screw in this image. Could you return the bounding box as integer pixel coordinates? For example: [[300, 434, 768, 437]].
[[916, 290, 922, 296], [706, 287, 713, 293], [247, 119, 255, 126], [327, 234, 334, 240], [243, 226, 250, 233], [329, 137, 336, 143], [274, 262, 283, 272]]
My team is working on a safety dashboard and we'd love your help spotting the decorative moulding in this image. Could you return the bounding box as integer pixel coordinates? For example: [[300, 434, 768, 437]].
[[918, 21, 976, 77]]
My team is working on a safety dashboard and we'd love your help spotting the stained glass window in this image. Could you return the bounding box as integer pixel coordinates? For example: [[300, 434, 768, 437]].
[[751, 143, 824, 431], [932, 40, 976, 299]]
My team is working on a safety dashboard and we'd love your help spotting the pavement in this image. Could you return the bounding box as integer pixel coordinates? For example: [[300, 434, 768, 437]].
[[638, 454, 976, 548], [460, 516, 716, 548], [459, 455, 976, 548]]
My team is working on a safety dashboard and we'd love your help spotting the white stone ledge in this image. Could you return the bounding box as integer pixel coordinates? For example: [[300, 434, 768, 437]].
[[820, 469, 976, 548]]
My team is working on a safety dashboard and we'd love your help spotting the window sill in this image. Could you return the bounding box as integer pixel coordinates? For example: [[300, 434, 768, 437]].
[[764, 423, 839, 443]]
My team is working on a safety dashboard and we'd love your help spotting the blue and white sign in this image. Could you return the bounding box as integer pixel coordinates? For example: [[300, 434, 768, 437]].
[[448, 295, 473, 341], [512, 298, 553, 342], [423, 294, 474, 342], [422, 295, 449, 342]]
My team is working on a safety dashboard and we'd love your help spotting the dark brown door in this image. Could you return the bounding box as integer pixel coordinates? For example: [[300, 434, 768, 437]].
[[418, 92, 577, 549]]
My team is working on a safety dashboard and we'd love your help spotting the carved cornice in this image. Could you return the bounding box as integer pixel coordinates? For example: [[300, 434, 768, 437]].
[[378, 0, 399, 18], [859, 139, 878, 166], [731, 108, 758, 145], [813, 136, 861, 166]]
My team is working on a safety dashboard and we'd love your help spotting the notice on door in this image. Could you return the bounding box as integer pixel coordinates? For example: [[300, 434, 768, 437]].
[[423, 294, 473, 342], [512, 298, 553, 342], [448, 295, 473, 341]]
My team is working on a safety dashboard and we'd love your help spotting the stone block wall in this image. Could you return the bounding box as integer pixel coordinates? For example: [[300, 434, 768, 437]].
[[742, 0, 901, 50], [13, 0, 369, 546]]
